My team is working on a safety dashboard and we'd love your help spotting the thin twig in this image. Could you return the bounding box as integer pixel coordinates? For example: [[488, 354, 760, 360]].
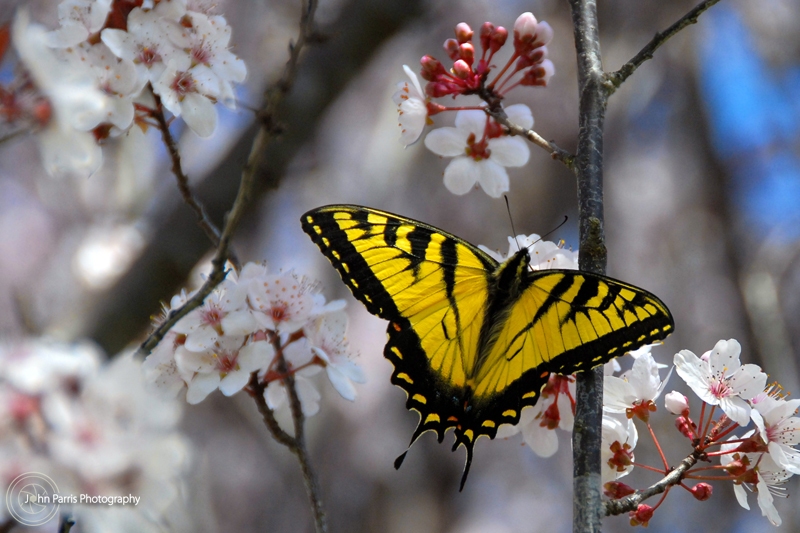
[[150, 90, 236, 265], [273, 344, 327, 533], [605, 0, 722, 92], [484, 108, 574, 168], [604, 452, 701, 516], [249, 372, 296, 447], [136, 0, 319, 359]]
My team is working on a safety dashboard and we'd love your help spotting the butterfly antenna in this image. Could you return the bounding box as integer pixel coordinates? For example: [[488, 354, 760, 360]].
[[504, 195, 522, 251], [525, 215, 569, 251]]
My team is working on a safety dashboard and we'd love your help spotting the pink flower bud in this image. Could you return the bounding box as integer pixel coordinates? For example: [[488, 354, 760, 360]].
[[479, 22, 495, 51], [664, 391, 689, 415], [629, 504, 654, 527], [425, 81, 454, 98], [459, 43, 474, 66], [514, 12, 539, 43], [455, 22, 473, 44], [604, 481, 635, 499], [528, 45, 548, 64], [690, 483, 713, 501], [420, 55, 445, 81], [490, 27, 508, 53], [533, 21, 554, 47], [444, 38, 460, 60], [452, 59, 472, 79], [520, 59, 555, 87], [675, 416, 696, 439]]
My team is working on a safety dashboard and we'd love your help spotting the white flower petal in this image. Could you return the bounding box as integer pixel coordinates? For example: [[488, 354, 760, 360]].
[[442, 157, 480, 195], [488, 137, 530, 167], [733, 483, 750, 510], [475, 160, 510, 198], [186, 373, 220, 404], [425, 127, 468, 157], [219, 369, 249, 396], [505, 104, 534, 130], [402, 64, 424, 99], [181, 93, 217, 137], [327, 366, 357, 401], [454, 109, 488, 136], [756, 473, 781, 526], [719, 396, 751, 426]]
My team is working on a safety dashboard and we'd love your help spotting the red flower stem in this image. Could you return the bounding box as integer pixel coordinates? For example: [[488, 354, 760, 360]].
[[651, 486, 670, 511], [685, 464, 732, 472], [648, 422, 670, 470], [487, 51, 520, 89], [500, 81, 522, 95], [631, 462, 666, 474], [683, 474, 736, 481], [697, 402, 706, 438], [495, 66, 523, 92], [700, 405, 716, 442], [704, 448, 744, 458], [702, 422, 740, 446]]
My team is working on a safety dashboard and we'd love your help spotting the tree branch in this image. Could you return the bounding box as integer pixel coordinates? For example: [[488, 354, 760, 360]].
[[604, 452, 701, 515], [569, 0, 608, 531], [484, 108, 574, 168], [605, 0, 722, 92]]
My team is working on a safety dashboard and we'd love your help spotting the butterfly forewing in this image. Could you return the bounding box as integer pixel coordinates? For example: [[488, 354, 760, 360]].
[[302, 205, 496, 393]]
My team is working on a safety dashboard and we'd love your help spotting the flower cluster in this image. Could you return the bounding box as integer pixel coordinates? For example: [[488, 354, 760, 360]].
[[596, 338, 796, 527], [392, 13, 554, 197], [5, 0, 246, 177], [0, 339, 190, 530], [144, 262, 366, 417]]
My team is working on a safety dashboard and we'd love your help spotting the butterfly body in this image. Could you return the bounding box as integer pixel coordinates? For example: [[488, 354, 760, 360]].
[[301, 205, 674, 489]]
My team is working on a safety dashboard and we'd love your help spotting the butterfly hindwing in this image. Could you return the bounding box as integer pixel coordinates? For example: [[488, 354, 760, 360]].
[[302, 205, 675, 490]]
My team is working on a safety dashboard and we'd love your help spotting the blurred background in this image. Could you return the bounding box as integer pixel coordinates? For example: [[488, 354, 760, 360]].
[[1, 0, 799, 531]]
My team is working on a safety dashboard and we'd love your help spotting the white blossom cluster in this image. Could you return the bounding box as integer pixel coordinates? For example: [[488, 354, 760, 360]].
[[144, 262, 366, 417], [0, 339, 190, 530], [600, 338, 797, 526], [11, 0, 246, 177]]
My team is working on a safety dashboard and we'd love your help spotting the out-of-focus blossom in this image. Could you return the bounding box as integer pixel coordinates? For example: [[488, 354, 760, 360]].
[[13, 10, 104, 176], [44, 0, 113, 48]]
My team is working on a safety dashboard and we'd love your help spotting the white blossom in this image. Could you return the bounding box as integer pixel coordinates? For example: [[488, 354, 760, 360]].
[[478, 233, 577, 270], [674, 339, 766, 426], [750, 396, 800, 475], [392, 65, 428, 147], [601, 412, 638, 484], [604, 352, 672, 414], [152, 58, 220, 137], [44, 0, 113, 48], [305, 311, 366, 401], [424, 105, 531, 197]]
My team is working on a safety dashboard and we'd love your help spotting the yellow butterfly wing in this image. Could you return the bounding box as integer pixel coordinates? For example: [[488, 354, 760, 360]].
[[471, 270, 674, 409], [301, 205, 498, 443]]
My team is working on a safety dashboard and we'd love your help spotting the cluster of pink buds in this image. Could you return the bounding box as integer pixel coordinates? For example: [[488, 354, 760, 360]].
[[421, 13, 553, 99]]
